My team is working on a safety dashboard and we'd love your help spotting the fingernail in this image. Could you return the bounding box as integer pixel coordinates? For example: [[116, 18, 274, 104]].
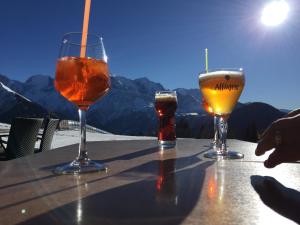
[[255, 141, 263, 156], [264, 160, 274, 168], [255, 148, 262, 156], [264, 160, 270, 168]]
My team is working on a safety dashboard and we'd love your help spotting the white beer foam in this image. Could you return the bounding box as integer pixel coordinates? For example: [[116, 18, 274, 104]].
[[199, 70, 244, 81], [155, 94, 177, 101]]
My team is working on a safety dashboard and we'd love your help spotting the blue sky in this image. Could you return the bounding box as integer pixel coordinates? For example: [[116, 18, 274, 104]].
[[0, 0, 299, 109]]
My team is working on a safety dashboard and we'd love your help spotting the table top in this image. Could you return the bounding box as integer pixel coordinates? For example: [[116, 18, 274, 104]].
[[0, 139, 299, 225]]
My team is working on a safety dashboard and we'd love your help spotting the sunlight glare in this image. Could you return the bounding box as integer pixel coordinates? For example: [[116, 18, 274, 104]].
[[261, 0, 290, 26]]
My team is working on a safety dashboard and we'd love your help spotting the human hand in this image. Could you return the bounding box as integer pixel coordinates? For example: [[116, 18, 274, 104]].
[[251, 175, 300, 224], [255, 113, 300, 168]]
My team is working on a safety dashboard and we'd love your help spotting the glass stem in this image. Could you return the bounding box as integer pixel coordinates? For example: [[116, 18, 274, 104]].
[[77, 109, 89, 162], [218, 116, 228, 155], [213, 115, 218, 147]]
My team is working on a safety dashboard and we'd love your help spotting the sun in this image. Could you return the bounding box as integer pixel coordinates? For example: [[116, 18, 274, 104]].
[[261, 0, 290, 26]]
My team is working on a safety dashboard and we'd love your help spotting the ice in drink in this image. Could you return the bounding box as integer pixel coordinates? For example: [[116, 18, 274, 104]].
[[55, 56, 110, 110]]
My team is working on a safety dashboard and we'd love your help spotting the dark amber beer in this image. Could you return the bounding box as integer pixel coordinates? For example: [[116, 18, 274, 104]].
[[155, 91, 177, 148]]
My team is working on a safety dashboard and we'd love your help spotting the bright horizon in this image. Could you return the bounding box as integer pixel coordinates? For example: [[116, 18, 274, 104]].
[[0, 0, 299, 110]]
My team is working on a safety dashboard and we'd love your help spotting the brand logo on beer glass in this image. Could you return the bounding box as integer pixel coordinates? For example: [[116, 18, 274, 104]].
[[155, 91, 177, 149]]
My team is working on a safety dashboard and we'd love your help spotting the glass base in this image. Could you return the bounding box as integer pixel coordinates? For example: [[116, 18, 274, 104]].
[[210, 140, 219, 150], [204, 150, 244, 159], [53, 159, 108, 175], [159, 140, 176, 149]]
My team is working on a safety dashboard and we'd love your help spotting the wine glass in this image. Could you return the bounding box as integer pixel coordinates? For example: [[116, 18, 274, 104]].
[[54, 32, 110, 174], [199, 68, 245, 159]]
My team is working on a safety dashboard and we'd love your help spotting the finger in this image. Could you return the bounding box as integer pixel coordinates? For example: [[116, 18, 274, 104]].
[[255, 125, 275, 156], [256, 118, 288, 156], [264, 149, 284, 168]]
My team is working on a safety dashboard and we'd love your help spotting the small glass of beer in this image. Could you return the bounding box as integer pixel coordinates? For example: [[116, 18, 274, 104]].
[[155, 91, 177, 149], [199, 68, 245, 159]]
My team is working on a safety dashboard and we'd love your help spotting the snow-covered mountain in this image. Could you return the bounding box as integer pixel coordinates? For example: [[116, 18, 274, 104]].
[[17, 75, 77, 118], [0, 78, 48, 123], [0, 74, 286, 141], [0, 74, 204, 132]]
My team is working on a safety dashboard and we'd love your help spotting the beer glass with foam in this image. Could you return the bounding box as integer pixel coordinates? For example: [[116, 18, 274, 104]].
[[155, 91, 177, 149], [202, 98, 219, 149], [199, 69, 245, 159]]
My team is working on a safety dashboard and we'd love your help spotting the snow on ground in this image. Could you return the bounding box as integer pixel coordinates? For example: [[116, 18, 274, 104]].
[[0, 123, 10, 131], [52, 129, 155, 149], [0, 122, 156, 149]]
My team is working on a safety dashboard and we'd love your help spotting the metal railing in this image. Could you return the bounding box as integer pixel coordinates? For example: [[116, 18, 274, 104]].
[[58, 120, 110, 134]]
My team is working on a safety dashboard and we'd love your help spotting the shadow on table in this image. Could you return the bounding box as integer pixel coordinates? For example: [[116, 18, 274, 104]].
[[0, 174, 57, 190], [101, 146, 159, 162], [40, 143, 211, 172], [16, 155, 214, 225], [251, 175, 300, 224], [39, 145, 160, 171], [0, 139, 209, 193]]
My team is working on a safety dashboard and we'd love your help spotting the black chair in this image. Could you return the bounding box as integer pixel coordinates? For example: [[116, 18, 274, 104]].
[[36, 118, 59, 153], [0, 117, 43, 160]]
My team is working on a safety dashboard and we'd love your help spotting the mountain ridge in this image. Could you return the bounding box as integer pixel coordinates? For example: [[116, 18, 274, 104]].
[[0, 73, 287, 141]]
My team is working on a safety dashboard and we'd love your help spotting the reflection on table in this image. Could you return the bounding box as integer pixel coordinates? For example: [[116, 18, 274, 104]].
[[0, 139, 299, 225]]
